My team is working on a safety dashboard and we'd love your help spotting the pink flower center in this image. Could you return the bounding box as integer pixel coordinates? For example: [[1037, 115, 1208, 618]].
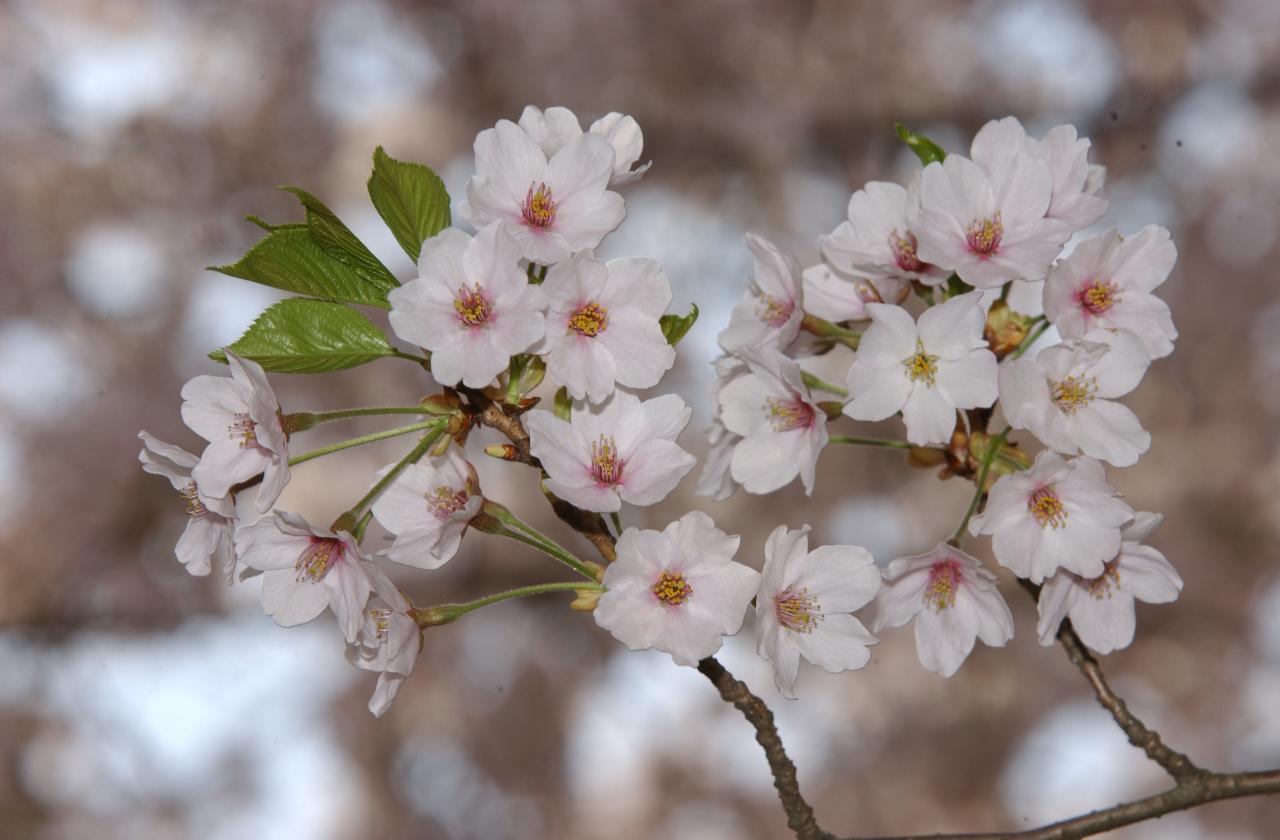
[[758, 293, 794, 327], [965, 213, 1004, 257], [591, 434, 623, 485], [427, 484, 470, 518], [568, 301, 609, 337], [652, 571, 693, 606], [888, 229, 925, 272], [766, 395, 815, 432], [774, 587, 820, 632], [296, 536, 344, 583], [453, 284, 491, 328], [1028, 486, 1068, 529], [1087, 562, 1121, 599], [522, 182, 557, 228], [924, 560, 961, 611], [180, 482, 208, 518], [1078, 280, 1119, 315], [228, 413, 260, 448]]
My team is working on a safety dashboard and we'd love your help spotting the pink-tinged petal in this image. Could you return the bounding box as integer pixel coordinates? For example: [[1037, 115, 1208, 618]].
[[1122, 511, 1163, 544], [593, 589, 667, 650], [917, 291, 986, 357], [936, 351, 998, 410], [1111, 225, 1176, 294], [472, 120, 547, 208], [260, 568, 330, 627], [764, 524, 810, 590], [550, 191, 626, 254], [524, 410, 591, 478], [858, 303, 919, 364], [255, 457, 290, 512], [970, 116, 1029, 173], [988, 516, 1052, 579], [461, 178, 523, 230], [138, 440, 193, 491], [999, 358, 1054, 433], [618, 439, 696, 506], [601, 312, 675, 391], [719, 371, 775, 438], [1086, 329, 1150, 398], [368, 672, 406, 717], [966, 582, 1015, 648], [844, 363, 913, 422], [796, 545, 880, 613], [1116, 544, 1182, 604], [435, 330, 511, 389], [370, 462, 439, 535], [1036, 573, 1077, 645], [1100, 295, 1177, 360], [325, 559, 373, 643], [990, 152, 1053, 228], [387, 278, 466, 352], [416, 227, 472, 291], [138, 431, 199, 471], [192, 439, 271, 500], [589, 112, 646, 182], [608, 527, 673, 581], [1068, 401, 1150, 467], [685, 561, 760, 635], [235, 514, 309, 570], [801, 264, 869, 323], [900, 385, 957, 446], [601, 257, 671, 317], [730, 432, 802, 494], [744, 233, 801, 303], [796, 614, 877, 674], [545, 477, 621, 513], [548, 333, 618, 403], [763, 625, 803, 699], [382, 525, 449, 570], [666, 512, 741, 575], [1068, 588, 1136, 654], [635, 392, 692, 445], [180, 375, 247, 443], [914, 606, 974, 677], [546, 132, 615, 210], [870, 568, 929, 632], [695, 427, 739, 501], [176, 517, 223, 576]]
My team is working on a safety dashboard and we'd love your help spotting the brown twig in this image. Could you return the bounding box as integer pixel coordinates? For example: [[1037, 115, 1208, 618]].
[[698, 656, 831, 840]]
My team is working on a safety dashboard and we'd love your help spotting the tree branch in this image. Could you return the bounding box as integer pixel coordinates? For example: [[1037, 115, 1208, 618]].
[[697, 656, 830, 840]]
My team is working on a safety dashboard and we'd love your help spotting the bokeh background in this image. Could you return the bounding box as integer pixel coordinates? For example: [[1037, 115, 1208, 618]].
[[2, 0, 1280, 837]]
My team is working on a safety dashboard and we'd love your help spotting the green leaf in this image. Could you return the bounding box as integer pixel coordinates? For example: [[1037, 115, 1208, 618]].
[[659, 303, 699, 347], [553, 387, 572, 421], [211, 227, 392, 308], [281, 186, 399, 293], [894, 122, 947, 166], [209, 298, 395, 373], [368, 146, 451, 262]]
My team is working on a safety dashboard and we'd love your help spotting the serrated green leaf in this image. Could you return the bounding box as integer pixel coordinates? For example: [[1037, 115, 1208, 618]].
[[280, 186, 399, 293], [368, 146, 451, 262], [894, 122, 947, 166], [659, 303, 699, 347], [211, 227, 391, 308], [209, 298, 395, 373]]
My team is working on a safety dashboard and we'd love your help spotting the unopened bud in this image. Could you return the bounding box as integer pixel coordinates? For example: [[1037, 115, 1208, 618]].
[[420, 392, 464, 416], [279, 411, 317, 434], [484, 443, 522, 461], [817, 401, 845, 421], [854, 280, 884, 305], [570, 588, 602, 611], [984, 300, 1036, 359], [907, 446, 947, 468]]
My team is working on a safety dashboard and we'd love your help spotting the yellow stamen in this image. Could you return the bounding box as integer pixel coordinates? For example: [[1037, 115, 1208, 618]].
[[1087, 562, 1121, 599], [903, 340, 939, 386], [774, 588, 820, 632], [568, 301, 609, 337], [296, 537, 343, 582], [453, 284, 490, 328], [1080, 280, 1119, 315], [966, 213, 1004, 256], [591, 435, 621, 484], [522, 182, 557, 228], [1029, 487, 1068, 529], [1051, 375, 1097, 414], [653, 571, 693, 606], [925, 561, 961, 611]]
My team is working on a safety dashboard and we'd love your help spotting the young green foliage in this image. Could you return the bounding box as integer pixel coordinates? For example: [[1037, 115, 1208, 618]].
[[368, 146, 451, 262], [209, 298, 396, 373]]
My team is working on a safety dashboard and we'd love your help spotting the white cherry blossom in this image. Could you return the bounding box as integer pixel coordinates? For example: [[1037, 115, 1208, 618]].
[[872, 543, 1013, 678], [387, 223, 547, 389], [461, 119, 625, 264], [236, 512, 374, 643], [755, 525, 880, 698], [843, 291, 998, 446], [369, 446, 482, 570], [518, 105, 650, 186], [718, 234, 804, 354], [969, 450, 1133, 583], [822, 179, 949, 289], [970, 116, 1108, 232], [1036, 512, 1182, 653], [349, 566, 423, 716], [524, 390, 696, 513], [593, 512, 760, 666], [1000, 328, 1152, 467], [1043, 226, 1178, 359], [719, 349, 828, 495], [800, 264, 878, 324], [181, 351, 289, 512], [910, 151, 1068, 288], [138, 432, 236, 577], [540, 251, 675, 403], [695, 355, 749, 501]]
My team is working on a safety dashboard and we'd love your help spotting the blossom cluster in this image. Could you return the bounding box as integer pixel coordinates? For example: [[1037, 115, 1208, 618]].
[[139, 108, 1184, 716]]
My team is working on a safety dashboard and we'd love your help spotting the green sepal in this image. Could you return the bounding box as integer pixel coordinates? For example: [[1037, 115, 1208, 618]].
[[894, 122, 947, 166], [659, 303, 699, 346]]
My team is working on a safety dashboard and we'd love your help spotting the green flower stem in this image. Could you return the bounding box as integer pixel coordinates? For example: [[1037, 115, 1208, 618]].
[[415, 581, 605, 626], [390, 349, 431, 366], [800, 370, 848, 397], [479, 500, 600, 581], [339, 422, 447, 524], [801, 314, 861, 349], [828, 435, 918, 450], [950, 427, 1010, 545], [287, 420, 444, 467], [1007, 316, 1049, 361], [299, 405, 435, 424]]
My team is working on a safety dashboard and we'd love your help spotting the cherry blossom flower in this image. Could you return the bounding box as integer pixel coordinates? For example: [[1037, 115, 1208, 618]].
[[387, 223, 547, 389], [718, 234, 804, 354], [369, 446, 483, 570], [540, 251, 675, 403], [969, 450, 1133, 583], [719, 349, 828, 495], [800, 264, 877, 324], [755, 525, 880, 698], [822, 179, 949, 289], [593, 512, 760, 666], [181, 351, 289, 512], [1043, 226, 1178, 359], [518, 105, 650, 186], [871, 543, 1013, 678], [137, 432, 236, 577], [1000, 328, 1152, 467], [349, 566, 423, 716], [695, 355, 748, 502], [843, 291, 998, 446], [524, 390, 696, 513], [910, 151, 1068, 289], [970, 117, 1108, 232], [236, 512, 374, 643], [461, 119, 626, 264], [1036, 512, 1182, 653]]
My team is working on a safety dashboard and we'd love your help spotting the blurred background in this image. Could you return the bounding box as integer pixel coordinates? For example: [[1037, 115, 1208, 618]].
[[2, 0, 1280, 837]]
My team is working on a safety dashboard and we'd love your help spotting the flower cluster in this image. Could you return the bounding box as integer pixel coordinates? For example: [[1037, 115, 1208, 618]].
[[141, 110, 1183, 722]]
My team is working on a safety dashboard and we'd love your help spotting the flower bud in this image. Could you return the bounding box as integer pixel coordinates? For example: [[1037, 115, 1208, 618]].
[[570, 588, 602, 611], [984, 300, 1037, 359]]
